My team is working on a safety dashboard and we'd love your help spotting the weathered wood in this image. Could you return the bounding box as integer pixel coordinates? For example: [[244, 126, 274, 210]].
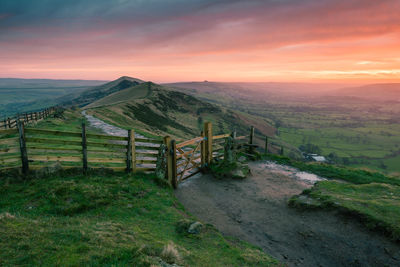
[[135, 145, 160, 151], [82, 122, 88, 173], [29, 155, 82, 162], [213, 133, 230, 140], [127, 129, 134, 172], [178, 141, 201, 181], [249, 126, 255, 153], [265, 136, 268, 154], [176, 136, 204, 148], [27, 146, 82, 152], [176, 147, 198, 159], [25, 128, 82, 138], [86, 132, 127, 141], [204, 122, 213, 165], [135, 138, 163, 144], [137, 159, 158, 164], [136, 151, 158, 157], [17, 121, 29, 174], [26, 137, 82, 146], [200, 131, 205, 169], [87, 157, 126, 163]]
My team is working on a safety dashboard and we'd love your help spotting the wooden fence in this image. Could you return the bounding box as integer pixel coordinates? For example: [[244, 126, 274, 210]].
[[0, 106, 57, 129], [0, 119, 275, 188], [0, 122, 163, 175]]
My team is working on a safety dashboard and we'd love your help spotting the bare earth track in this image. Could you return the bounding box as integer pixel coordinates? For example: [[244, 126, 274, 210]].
[[176, 161, 400, 267]]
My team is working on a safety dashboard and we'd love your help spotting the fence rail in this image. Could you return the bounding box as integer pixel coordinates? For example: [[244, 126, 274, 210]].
[[0, 106, 58, 129], [0, 118, 277, 189]]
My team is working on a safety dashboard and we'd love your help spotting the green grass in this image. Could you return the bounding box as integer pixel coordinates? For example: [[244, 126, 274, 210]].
[[262, 154, 400, 241], [0, 171, 278, 266], [290, 181, 400, 241]]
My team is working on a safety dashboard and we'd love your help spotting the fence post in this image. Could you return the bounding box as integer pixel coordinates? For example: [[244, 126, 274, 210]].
[[204, 122, 213, 165], [127, 129, 135, 173], [170, 139, 178, 188], [17, 121, 29, 175], [249, 126, 255, 153], [164, 136, 171, 180], [200, 131, 206, 169], [82, 122, 88, 173], [265, 136, 268, 154], [280, 146, 284, 155]]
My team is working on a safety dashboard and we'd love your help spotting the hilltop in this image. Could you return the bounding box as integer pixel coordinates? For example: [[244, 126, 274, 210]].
[[59, 76, 144, 107]]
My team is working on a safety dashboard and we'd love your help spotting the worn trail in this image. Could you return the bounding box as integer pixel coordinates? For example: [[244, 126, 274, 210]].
[[175, 161, 400, 267]]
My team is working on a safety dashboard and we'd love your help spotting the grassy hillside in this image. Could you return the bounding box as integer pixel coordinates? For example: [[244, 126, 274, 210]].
[[0, 171, 278, 266], [84, 81, 275, 140], [60, 76, 144, 108]]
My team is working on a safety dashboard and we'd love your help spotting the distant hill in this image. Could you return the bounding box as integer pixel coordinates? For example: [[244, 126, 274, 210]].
[[59, 76, 144, 107], [0, 78, 107, 89], [0, 78, 107, 116], [331, 83, 400, 102], [83, 79, 275, 139]]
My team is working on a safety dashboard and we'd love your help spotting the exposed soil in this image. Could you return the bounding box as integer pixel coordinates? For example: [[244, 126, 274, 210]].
[[175, 161, 400, 267]]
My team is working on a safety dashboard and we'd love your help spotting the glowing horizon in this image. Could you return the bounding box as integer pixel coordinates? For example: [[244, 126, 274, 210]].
[[0, 0, 399, 83]]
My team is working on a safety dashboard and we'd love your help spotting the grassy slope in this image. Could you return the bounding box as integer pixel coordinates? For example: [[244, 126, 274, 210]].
[[0, 172, 278, 266], [85, 82, 275, 141], [0, 110, 278, 266], [262, 154, 400, 241]]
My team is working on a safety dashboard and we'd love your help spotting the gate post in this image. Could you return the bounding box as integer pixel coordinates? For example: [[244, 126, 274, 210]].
[[200, 131, 206, 170], [249, 126, 255, 153], [127, 129, 135, 173], [17, 121, 29, 175], [204, 122, 213, 165]]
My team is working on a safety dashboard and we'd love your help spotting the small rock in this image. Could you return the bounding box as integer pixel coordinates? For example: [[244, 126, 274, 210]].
[[127, 204, 133, 208], [188, 221, 203, 234]]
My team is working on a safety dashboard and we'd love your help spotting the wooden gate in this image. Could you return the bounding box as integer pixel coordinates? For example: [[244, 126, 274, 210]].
[[165, 122, 232, 188]]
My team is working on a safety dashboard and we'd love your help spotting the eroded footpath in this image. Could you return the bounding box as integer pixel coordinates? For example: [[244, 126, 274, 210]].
[[175, 161, 400, 267]]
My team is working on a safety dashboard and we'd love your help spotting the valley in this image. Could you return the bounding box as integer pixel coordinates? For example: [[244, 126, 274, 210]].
[[166, 81, 400, 174]]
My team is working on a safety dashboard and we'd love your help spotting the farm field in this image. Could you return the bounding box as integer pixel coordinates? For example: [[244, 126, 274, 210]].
[[167, 82, 400, 174]]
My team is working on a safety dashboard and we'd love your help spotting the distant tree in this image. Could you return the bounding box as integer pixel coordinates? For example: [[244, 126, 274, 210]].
[[327, 152, 339, 163]]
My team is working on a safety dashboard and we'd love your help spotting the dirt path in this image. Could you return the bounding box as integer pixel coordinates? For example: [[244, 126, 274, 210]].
[[175, 161, 400, 267]]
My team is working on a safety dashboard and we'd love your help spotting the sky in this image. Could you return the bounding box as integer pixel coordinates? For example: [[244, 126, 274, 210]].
[[0, 0, 399, 82]]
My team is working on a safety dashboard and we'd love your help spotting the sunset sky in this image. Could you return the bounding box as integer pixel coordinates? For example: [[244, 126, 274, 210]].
[[0, 0, 399, 82]]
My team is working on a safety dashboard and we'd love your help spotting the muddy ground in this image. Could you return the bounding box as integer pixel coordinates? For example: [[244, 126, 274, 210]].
[[175, 161, 400, 267]]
